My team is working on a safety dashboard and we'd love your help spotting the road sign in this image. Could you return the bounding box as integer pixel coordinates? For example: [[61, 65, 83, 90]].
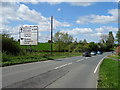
[[19, 25, 38, 45]]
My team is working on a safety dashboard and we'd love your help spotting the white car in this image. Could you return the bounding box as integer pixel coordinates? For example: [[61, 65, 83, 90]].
[[90, 51, 96, 55]]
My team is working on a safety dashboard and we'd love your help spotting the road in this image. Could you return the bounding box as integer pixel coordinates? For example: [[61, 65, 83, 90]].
[[2, 52, 112, 88]]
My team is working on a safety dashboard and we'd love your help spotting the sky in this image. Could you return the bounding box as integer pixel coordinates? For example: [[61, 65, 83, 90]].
[[1, 0, 119, 43]]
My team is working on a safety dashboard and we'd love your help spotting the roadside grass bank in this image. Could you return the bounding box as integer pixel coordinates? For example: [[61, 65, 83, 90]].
[[98, 55, 120, 88], [1, 52, 81, 67], [108, 54, 120, 59]]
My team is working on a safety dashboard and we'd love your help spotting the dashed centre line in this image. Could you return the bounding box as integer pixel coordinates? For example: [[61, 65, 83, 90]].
[[76, 60, 81, 62], [76, 59, 84, 62], [85, 57, 90, 59], [43, 61, 51, 63], [54, 62, 72, 69]]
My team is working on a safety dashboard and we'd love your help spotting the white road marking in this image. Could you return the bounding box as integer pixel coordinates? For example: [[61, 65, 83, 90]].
[[76, 60, 80, 62], [94, 56, 106, 74], [64, 58, 69, 59], [76, 59, 84, 62], [81, 59, 84, 60], [54, 62, 72, 69], [85, 57, 90, 59], [43, 61, 51, 63]]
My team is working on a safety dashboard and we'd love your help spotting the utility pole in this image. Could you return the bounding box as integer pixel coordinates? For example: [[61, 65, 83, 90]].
[[51, 16, 53, 55]]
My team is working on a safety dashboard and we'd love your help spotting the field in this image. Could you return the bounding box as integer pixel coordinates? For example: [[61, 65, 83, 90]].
[[21, 43, 56, 51], [98, 55, 120, 88]]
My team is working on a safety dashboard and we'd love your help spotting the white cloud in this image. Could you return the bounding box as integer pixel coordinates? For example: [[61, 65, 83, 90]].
[[1, 0, 118, 3], [54, 19, 71, 28], [1, 2, 20, 24], [95, 26, 118, 32], [112, 32, 116, 38], [60, 28, 93, 35], [17, 4, 45, 23], [57, 8, 61, 11], [38, 33, 51, 42], [76, 9, 118, 24], [69, 2, 94, 6], [1, 25, 18, 35], [108, 9, 118, 17], [89, 32, 102, 37], [1, 2, 72, 42], [1, 0, 118, 8], [1, 2, 71, 30], [1, 1, 118, 42], [46, 2, 95, 6]]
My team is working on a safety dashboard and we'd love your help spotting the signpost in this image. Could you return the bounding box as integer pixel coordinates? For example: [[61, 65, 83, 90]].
[[19, 25, 38, 45], [19, 25, 38, 53]]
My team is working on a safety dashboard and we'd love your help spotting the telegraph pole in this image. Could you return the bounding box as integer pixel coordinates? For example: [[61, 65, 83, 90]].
[[51, 16, 53, 55]]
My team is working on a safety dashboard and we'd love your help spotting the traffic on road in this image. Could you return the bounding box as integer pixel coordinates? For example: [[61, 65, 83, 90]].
[[2, 52, 112, 88]]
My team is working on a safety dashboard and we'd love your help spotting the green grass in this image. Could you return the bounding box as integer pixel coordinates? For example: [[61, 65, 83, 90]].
[[1, 52, 81, 67], [108, 54, 120, 59], [21, 43, 56, 51], [98, 56, 120, 88]]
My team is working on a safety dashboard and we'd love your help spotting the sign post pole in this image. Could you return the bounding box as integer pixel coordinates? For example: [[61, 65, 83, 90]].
[[51, 16, 53, 55]]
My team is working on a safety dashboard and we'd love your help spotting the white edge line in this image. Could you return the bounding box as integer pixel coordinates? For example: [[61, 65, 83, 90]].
[[94, 56, 106, 74], [95, 56, 107, 88]]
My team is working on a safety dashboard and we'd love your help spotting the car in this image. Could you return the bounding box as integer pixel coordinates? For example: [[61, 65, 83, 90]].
[[83, 51, 91, 57], [97, 51, 103, 54], [90, 51, 97, 56]]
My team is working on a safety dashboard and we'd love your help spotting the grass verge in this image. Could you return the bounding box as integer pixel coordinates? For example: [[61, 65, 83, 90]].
[[108, 54, 120, 59], [1, 52, 81, 67], [98, 55, 120, 88]]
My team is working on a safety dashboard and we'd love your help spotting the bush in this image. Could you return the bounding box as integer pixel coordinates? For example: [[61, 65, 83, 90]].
[[2, 34, 23, 55], [118, 53, 120, 56], [2, 52, 12, 62]]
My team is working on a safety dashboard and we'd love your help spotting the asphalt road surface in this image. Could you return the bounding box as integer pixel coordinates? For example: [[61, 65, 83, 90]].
[[2, 52, 112, 88]]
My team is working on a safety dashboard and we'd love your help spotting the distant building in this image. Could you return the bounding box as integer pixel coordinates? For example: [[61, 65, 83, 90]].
[[116, 46, 120, 55]]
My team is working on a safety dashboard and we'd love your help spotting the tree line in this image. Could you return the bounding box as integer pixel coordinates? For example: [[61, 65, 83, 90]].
[[52, 30, 119, 52], [1, 29, 120, 56]]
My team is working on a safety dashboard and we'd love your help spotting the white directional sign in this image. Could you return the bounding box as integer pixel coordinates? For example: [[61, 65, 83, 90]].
[[19, 25, 38, 45]]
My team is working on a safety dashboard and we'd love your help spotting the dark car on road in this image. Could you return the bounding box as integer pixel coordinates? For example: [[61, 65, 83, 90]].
[[83, 51, 91, 57]]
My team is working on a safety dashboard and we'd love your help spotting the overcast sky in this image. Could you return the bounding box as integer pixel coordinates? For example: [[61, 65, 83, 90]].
[[1, 0, 119, 42]]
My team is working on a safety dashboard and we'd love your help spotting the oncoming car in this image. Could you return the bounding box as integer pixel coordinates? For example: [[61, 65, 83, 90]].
[[97, 51, 103, 54], [83, 51, 91, 57], [90, 51, 97, 56]]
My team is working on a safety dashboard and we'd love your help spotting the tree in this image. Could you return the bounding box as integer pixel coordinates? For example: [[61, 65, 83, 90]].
[[100, 34, 108, 43], [53, 32, 73, 51], [2, 34, 23, 55], [107, 31, 114, 48], [79, 40, 82, 43], [116, 29, 120, 44], [73, 44, 88, 52], [87, 42, 99, 51], [83, 39, 87, 44], [99, 32, 114, 51], [54, 32, 73, 43], [48, 40, 52, 43]]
